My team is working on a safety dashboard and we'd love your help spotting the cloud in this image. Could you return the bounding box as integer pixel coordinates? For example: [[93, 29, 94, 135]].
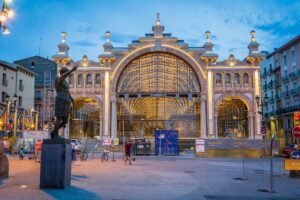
[[100, 33, 140, 44], [71, 40, 97, 47], [76, 24, 99, 34]]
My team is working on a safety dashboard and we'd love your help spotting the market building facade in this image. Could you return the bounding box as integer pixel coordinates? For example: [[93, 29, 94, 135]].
[[52, 14, 264, 143]]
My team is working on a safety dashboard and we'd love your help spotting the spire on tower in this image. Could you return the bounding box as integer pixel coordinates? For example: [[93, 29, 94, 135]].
[[246, 30, 265, 64], [156, 12, 161, 26], [62, 31, 67, 44], [52, 31, 71, 65], [152, 12, 164, 38]]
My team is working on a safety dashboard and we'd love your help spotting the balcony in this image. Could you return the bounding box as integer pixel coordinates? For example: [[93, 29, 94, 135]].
[[275, 79, 281, 87], [273, 65, 280, 72], [19, 84, 24, 91], [35, 97, 42, 101], [269, 97, 274, 104], [2, 79, 8, 86], [283, 75, 289, 82], [275, 94, 281, 101], [261, 72, 267, 78], [281, 104, 300, 114], [262, 84, 267, 91], [283, 91, 290, 98], [275, 109, 281, 115], [267, 69, 273, 75], [267, 80, 273, 88], [289, 72, 297, 80], [291, 88, 300, 96]]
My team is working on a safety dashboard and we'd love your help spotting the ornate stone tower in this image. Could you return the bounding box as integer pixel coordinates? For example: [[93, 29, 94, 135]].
[[52, 31, 71, 66], [98, 31, 116, 138]]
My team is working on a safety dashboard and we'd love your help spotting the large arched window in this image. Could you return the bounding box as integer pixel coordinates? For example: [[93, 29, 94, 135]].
[[95, 74, 101, 85], [225, 73, 231, 84], [86, 74, 92, 86], [243, 73, 249, 85], [117, 53, 201, 93], [78, 74, 83, 86], [234, 73, 240, 84], [216, 73, 222, 84]]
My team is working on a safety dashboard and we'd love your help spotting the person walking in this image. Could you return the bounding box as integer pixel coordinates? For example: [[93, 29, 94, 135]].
[[125, 140, 132, 165], [35, 139, 42, 163]]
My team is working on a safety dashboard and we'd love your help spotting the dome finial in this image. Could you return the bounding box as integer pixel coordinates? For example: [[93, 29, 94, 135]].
[[205, 31, 211, 42], [105, 31, 111, 43], [250, 30, 256, 42], [61, 31, 67, 44], [156, 12, 161, 25]]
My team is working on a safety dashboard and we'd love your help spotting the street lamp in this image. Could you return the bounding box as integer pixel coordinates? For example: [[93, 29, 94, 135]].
[[13, 93, 17, 137], [0, 0, 14, 35], [5, 94, 10, 133], [255, 95, 268, 115]]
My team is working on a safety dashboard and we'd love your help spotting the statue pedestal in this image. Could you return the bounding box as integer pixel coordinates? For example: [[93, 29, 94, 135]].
[[40, 139, 71, 189]]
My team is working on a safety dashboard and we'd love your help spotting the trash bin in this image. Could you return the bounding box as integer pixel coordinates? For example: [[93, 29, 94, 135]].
[[145, 142, 151, 155]]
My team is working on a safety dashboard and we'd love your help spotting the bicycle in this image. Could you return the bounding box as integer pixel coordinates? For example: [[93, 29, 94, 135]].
[[80, 151, 88, 161], [101, 150, 109, 162]]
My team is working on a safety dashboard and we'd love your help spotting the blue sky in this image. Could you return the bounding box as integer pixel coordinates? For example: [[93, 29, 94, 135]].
[[0, 0, 299, 62]]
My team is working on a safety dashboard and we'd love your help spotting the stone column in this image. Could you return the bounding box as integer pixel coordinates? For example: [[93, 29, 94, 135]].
[[200, 96, 207, 138], [99, 113, 103, 139], [111, 94, 117, 138], [253, 69, 262, 138], [103, 70, 110, 137], [214, 112, 218, 138], [248, 112, 254, 139], [207, 70, 214, 136]]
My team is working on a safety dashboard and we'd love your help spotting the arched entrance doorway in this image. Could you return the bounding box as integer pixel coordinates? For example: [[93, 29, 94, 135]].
[[70, 98, 100, 139], [217, 97, 248, 138], [116, 52, 201, 139]]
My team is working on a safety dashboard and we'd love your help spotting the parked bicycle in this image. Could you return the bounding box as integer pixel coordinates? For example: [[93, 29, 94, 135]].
[[101, 150, 109, 162]]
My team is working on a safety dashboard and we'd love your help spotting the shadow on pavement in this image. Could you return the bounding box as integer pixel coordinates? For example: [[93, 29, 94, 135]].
[[44, 186, 101, 200]]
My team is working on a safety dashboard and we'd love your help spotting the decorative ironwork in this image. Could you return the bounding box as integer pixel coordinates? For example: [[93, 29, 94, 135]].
[[117, 53, 201, 94]]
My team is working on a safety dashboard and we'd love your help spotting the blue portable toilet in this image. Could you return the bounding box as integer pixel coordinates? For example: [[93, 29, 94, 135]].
[[155, 130, 179, 155]]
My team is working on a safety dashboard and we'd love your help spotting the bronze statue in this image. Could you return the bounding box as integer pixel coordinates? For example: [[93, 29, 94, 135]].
[[50, 66, 77, 139]]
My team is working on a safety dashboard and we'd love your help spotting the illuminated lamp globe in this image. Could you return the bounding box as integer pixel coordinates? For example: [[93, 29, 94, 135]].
[[0, 13, 7, 22], [8, 9, 14, 18]]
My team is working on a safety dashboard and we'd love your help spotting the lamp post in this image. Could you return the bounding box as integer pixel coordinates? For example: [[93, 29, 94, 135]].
[[13, 94, 17, 137], [5, 94, 11, 135], [255, 95, 268, 116], [0, 0, 14, 35]]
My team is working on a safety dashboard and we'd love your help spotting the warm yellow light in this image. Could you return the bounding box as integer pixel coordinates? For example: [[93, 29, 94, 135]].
[[0, 13, 7, 22], [8, 9, 14, 18]]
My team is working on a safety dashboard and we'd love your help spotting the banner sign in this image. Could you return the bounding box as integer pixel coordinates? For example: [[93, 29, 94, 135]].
[[195, 139, 205, 153], [292, 125, 300, 139], [285, 159, 300, 170]]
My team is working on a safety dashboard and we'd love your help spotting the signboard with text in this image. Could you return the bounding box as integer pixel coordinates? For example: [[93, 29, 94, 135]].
[[294, 112, 300, 125], [285, 159, 300, 170], [195, 139, 205, 153], [292, 125, 300, 139], [103, 137, 111, 146]]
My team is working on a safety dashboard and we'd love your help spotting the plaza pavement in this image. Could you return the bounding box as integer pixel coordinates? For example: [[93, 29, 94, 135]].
[[0, 153, 300, 200]]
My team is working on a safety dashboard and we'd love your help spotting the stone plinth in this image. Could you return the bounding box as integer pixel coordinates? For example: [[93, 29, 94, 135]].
[[40, 139, 71, 189], [0, 141, 9, 179]]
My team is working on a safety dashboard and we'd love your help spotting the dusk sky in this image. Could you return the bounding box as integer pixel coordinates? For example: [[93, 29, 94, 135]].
[[0, 0, 299, 62]]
